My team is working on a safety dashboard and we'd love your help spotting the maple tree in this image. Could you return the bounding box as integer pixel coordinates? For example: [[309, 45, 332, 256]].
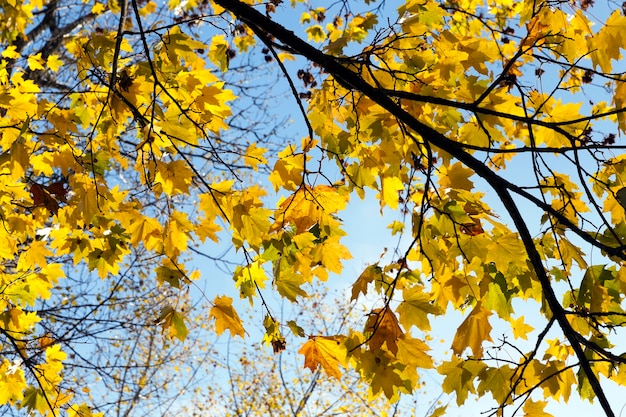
[[1, 0, 626, 415]]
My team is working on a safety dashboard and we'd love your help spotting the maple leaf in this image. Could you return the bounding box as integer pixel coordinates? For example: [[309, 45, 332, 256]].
[[351, 263, 383, 301], [22, 388, 50, 415], [523, 399, 554, 417], [451, 304, 493, 357], [438, 161, 475, 191], [195, 219, 222, 242], [298, 336, 346, 379], [439, 356, 486, 405], [209, 295, 246, 338], [274, 270, 308, 301], [262, 315, 286, 353], [269, 148, 305, 192], [156, 305, 188, 341], [126, 213, 163, 250], [209, 34, 230, 71], [486, 232, 527, 273], [365, 306, 404, 354], [370, 359, 406, 399], [476, 366, 515, 405], [509, 316, 535, 340], [0, 359, 26, 404], [169, 310, 188, 341], [154, 160, 193, 195], [16, 240, 52, 270], [427, 406, 448, 417], [287, 320, 305, 337], [397, 285, 444, 331], [243, 143, 268, 170], [234, 261, 269, 302], [380, 175, 404, 209], [155, 264, 185, 288], [311, 235, 352, 274], [396, 336, 434, 369], [272, 184, 349, 233]]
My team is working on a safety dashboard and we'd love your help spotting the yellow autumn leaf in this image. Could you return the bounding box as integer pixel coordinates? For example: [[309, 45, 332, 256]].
[[209, 34, 230, 72], [306, 25, 327, 43], [156, 305, 188, 341], [1, 45, 20, 59], [351, 264, 383, 301], [243, 143, 267, 171], [46, 55, 64, 72], [368, 353, 406, 400], [27, 53, 45, 71], [91, 2, 106, 14], [273, 184, 348, 232], [451, 304, 493, 357], [269, 147, 305, 192], [163, 213, 191, 256], [427, 406, 448, 417], [396, 285, 444, 331], [298, 336, 346, 379], [16, 240, 52, 270], [396, 336, 434, 369], [509, 316, 535, 340], [154, 160, 194, 195], [380, 176, 404, 209], [311, 235, 352, 274], [127, 214, 163, 249], [0, 359, 26, 404], [195, 218, 222, 242], [7, 93, 37, 120], [210, 295, 246, 338], [523, 399, 554, 417], [486, 232, 526, 273], [68, 404, 104, 417], [438, 161, 475, 191]]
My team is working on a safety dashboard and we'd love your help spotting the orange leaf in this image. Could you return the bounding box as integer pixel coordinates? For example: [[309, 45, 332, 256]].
[[298, 336, 345, 379], [365, 306, 404, 354], [460, 218, 484, 236]]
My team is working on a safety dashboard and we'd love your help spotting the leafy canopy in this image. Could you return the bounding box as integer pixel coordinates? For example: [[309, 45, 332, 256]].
[[1, 0, 626, 416]]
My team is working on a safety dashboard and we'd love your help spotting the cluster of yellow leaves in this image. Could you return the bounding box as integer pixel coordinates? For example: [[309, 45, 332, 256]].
[[1, 0, 626, 415], [0, 2, 243, 413], [0, 69, 84, 411], [297, 303, 435, 400], [291, 0, 626, 413]]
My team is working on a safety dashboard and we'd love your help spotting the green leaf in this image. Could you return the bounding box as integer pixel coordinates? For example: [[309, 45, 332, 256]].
[[287, 320, 305, 337]]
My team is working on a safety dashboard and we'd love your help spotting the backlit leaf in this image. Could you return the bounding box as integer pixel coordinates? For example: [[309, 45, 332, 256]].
[[298, 336, 346, 379], [451, 304, 493, 357], [210, 295, 246, 338], [364, 307, 404, 354]]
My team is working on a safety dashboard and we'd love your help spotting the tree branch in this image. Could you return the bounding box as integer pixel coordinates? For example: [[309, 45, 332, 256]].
[[212, 1, 617, 415]]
